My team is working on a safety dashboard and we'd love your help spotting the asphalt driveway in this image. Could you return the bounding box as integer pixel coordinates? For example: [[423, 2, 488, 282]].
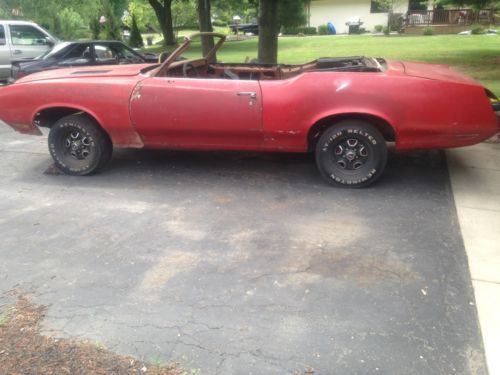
[[0, 124, 487, 374]]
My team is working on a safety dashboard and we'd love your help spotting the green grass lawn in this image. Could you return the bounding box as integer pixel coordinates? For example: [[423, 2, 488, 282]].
[[146, 34, 500, 96]]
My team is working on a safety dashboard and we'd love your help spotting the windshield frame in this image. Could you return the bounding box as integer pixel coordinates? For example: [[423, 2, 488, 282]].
[[150, 32, 226, 77]]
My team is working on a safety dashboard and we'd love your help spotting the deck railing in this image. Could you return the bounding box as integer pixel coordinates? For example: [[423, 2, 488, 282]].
[[406, 9, 496, 26]]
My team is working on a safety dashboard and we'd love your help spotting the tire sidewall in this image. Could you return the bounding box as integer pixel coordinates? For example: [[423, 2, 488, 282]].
[[48, 116, 103, 176], [315, 121, 387, 188]]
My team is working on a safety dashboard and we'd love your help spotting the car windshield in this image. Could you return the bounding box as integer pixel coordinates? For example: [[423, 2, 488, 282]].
[[94, 43, 145, 63], [38, 42, 70, 59]]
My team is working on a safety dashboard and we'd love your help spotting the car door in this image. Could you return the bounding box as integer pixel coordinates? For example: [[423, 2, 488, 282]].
[[0, 25, 10, 79], [130, 77, 263, 149], [8, 24, 52, 60]]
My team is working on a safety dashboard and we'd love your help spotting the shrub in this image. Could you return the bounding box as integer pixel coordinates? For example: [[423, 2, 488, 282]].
[[383, 26, 390, 35], [282, 26, 318, 35], [318, 24, 328, 35], [389, 13, 404, 33], [423, 27, 434, 36], [212, 20, 228, 27], [282, 26, 300, 35], [129, 14, 144, 48], [57, 8, 86, 40], [301, 27, 317, 35], [471, 25, 486, 34], [374, 25, 384, 33]]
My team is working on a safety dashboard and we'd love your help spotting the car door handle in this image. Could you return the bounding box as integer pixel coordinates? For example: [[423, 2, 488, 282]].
[[236, 91, 257, 100], [13, 50, 22, 55]]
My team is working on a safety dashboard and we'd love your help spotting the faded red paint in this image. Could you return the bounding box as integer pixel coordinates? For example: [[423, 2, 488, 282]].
[[0, 39, 498, 154]]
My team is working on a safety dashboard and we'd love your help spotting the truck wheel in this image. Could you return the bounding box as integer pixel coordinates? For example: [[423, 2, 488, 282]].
[[48, 114, 112, 176], [315, 120, 387, 188]]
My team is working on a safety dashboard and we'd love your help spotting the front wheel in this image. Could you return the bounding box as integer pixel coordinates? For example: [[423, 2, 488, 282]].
[[48, 114, 112, 176], [315, 120, 387, 188]]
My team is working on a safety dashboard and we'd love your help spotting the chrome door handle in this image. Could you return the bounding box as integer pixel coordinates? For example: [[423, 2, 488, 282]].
[[237, 91, 257, 100], [13, 50, 22, 55]]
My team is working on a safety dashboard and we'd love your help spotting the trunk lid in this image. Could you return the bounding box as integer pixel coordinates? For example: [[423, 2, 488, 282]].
[[401, 61, 479, 85]]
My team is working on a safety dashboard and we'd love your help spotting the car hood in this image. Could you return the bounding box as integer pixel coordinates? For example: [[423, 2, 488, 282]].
[[401, 61, 479, 85], [15, 63, 154, 84]]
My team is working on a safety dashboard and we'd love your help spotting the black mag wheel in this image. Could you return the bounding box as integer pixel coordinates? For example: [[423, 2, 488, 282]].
[[315, 120, 388, 188], [48, 114, 112, 176]]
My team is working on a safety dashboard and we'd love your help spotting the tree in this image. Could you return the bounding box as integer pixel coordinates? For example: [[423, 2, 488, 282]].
[[124, 0, 159, 33], [279, 0, 307, 31], [101, 0, 123, 40], [211, 0, 258, 24], [197, 0, 215, 61], [375, 0, 405, 29], [438, 0, 499, 9], [129, 13, 144, 47], [58, 7, 86, 40], [258, 0, 307, 64], [258, 0, 279, 64], [148, 0, 176, 45]]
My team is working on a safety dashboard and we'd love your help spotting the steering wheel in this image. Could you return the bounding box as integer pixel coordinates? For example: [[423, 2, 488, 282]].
[[182, 63, 199, 78]]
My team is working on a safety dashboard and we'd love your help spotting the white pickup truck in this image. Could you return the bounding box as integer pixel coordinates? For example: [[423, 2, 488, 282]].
[[0, 20, 57, 82]]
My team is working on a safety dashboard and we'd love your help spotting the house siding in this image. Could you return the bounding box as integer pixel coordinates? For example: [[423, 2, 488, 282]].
[[309, 0, 409, 33]]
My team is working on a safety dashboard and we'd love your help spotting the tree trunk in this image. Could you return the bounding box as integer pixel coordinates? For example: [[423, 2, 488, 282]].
[[149, 0, 176, 46], [258, 0, 280, 64], [197, 0, 216, 62]]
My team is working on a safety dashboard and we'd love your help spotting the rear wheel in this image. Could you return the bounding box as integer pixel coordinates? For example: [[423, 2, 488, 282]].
[[48, 114, 112, 176], [315, 120, 387, 188]]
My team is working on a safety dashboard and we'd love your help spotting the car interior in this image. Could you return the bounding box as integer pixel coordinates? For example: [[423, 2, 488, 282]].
[[162, 56, 387, 81]]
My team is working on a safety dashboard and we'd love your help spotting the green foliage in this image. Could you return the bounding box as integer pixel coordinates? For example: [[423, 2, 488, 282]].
[[212, 19, 228, 27], [212, 0, 258, 24], [471, 25, 486, 34], [124, 0, 159, 33], [55, 8, 86, 40], [281, 25, 318, 35], [0, 312, 9, 326], [279, 0, 307, 29], [383, 26, 390, 35], [318, 24, 328, 35], [374, 25, 384, 32], [388, 12, 404, 32], [301, 26, 317, 35], [89, 16, 101, 39], [172, 0, 198, 29], [129, 13, 144, 47], [101, 0, 122, 40], [437, 0, 498, 11], [423, 27, 434, 35], [52, 13, 62, 36]]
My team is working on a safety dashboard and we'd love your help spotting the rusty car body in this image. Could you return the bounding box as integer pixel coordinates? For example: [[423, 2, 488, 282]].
[[0, 33, 498, 187]]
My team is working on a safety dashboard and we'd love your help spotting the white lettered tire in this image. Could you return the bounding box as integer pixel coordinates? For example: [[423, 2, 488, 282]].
[[48, 114, 112, 176], [315, 120, 387, 188]]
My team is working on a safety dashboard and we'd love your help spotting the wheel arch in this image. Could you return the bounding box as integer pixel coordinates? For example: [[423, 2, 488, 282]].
[[33, 105, 103, 130], [307, 112, 398, 152], [33, 105, 112, 144]]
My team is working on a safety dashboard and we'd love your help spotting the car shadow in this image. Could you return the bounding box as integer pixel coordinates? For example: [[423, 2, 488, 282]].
[[33, 148, 448, 193]]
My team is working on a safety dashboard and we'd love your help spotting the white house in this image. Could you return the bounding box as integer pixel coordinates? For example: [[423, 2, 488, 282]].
[[308, 0, 410, 33]]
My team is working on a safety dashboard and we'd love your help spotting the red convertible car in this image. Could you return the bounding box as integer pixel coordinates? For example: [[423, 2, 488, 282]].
[[0, 33, 498, 187]]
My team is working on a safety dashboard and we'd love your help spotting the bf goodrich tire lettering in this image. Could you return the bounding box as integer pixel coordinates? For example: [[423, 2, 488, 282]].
[[315, 120, 388, 188]]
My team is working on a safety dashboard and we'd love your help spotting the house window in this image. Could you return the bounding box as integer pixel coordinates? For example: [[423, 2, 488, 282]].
[[370, 0, 389, 13]]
